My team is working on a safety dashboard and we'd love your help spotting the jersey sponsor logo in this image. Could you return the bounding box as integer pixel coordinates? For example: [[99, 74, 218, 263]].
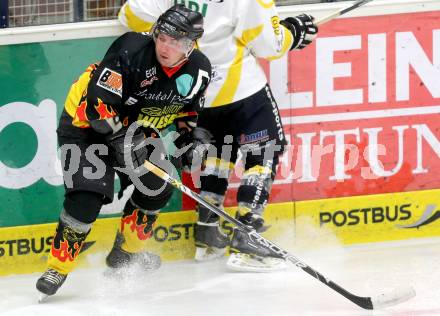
[[140, 104, 184, 117], [135, 89, 186, 104], [145, 66, 157, 78], [265, 86, 284, 141], [137, 104, 187, 129], [137, 113, 179, 130], [211, 66, 223, 83], [271, 16, 281, 36], [141, 67, 159, 88], [238, 130, 269, 145], [97, 68, 123, 97], [271, 16, 285, 52], [140, 76, 158, 88], [174, 0, 208, 17]]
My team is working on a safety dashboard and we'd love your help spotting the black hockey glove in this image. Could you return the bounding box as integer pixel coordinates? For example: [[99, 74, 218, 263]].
[[174, 127, 213, 171], [106, 127, 147, 169], [280, 14, 318, 50]]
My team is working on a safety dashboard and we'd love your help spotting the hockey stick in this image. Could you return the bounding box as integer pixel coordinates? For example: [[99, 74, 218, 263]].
[[316, 0, 374, 26], [144, 160, 416, 310]]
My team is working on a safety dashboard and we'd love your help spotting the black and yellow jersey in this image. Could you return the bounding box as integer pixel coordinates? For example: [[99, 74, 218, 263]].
[[60, 32, 211, 136]]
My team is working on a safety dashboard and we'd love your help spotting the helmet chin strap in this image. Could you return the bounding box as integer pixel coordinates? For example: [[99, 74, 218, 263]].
[[168, 56, 188, 68], [185, 45, 195, 58]]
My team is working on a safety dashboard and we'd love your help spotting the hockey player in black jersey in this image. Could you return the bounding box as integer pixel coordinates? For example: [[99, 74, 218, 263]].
[[36, 4, 211, 300], [118, 1, 318, 271]]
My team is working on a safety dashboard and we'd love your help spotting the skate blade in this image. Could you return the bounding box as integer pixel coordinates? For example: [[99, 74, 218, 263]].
[[195, 246, 227, 262], [226, 253, 287, 272], [38, 292, 49, 303]]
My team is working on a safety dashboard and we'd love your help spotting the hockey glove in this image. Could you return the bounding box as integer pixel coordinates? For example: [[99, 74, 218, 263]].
[[175, 127, 213, 171], [106, 127, 147, 170], [280, 14, 318, 50]]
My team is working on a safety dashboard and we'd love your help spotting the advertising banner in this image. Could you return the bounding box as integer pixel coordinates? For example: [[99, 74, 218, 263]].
[[296, 189, 440, 245], [0, 202, 293, 275], [284, 10, 440, 202]]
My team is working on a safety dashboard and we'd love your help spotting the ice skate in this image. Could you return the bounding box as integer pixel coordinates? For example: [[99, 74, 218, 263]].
[[226, 212, 287, 272], [36, 268, 67, 302], [106, 231, 161, 272], [194, 221, 229, 261]]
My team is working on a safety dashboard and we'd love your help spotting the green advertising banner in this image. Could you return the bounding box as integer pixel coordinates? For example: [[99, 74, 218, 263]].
[[0, 37, 182, 228]]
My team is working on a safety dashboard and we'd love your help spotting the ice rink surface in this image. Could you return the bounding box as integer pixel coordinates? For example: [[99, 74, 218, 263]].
[[1, 238, 440, 316]]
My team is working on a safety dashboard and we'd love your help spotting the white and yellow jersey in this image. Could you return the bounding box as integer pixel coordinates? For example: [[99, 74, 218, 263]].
[[118, 0, 293, 108]]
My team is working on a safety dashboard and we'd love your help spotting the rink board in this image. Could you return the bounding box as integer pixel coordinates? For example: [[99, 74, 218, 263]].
[[1, 1, 440, 277], [0, 202, 294, 276], [296, 188, 440, 246], [3, 189, 440, 275]]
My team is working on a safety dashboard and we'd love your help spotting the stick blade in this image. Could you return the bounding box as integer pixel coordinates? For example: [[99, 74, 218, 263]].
[[371, 286, 416, 309]]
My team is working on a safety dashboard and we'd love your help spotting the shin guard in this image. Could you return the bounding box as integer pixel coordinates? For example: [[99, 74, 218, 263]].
[[47, 211, 91, 275], [119, 198, 159, 254], [106, 198, 161, 270]]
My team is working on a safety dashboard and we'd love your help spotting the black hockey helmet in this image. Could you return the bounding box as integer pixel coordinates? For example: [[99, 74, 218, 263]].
[[152, 4, 204, 41]]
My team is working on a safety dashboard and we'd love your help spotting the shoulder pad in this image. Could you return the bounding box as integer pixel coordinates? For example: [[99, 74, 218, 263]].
[[108, 32, 153, 60], [188, 49, 211, 71]]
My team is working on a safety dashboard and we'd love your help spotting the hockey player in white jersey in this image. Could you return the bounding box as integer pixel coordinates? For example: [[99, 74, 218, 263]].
[[118, 0, 318, 271]]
